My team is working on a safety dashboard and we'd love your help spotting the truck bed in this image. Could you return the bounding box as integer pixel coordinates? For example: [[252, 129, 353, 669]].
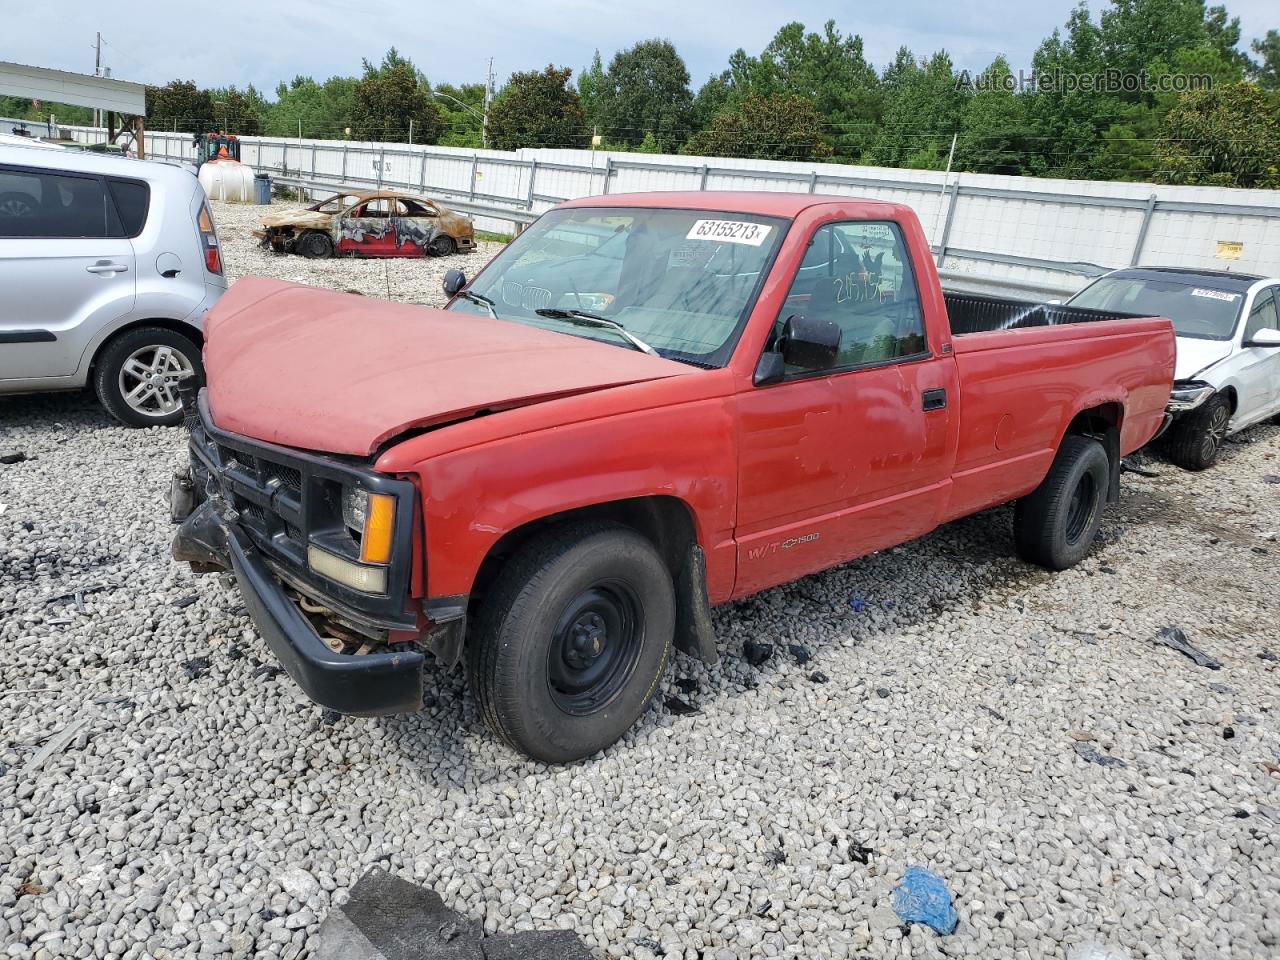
[[944, 291, 1143, 335]]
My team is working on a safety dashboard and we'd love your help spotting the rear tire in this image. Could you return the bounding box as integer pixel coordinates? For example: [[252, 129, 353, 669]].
[[299, 231, 333, 259], [428, 234, 456, 257], [1165, 394, 1230, 471], [1013, 435, 1110, 571], [94, 326, 204, 428], [467, 522, 674, 763]]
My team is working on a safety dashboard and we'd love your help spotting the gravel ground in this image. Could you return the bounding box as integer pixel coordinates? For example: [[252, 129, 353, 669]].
[[2, 201, 1278, 960]]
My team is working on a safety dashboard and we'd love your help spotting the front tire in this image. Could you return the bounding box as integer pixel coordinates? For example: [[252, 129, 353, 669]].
[[1013, 435, 1110, 571], [468, 522, 674, 763], [299, 230, 334, 259], [1166, 394, 1230, 471], [94, 326, 203, 427]]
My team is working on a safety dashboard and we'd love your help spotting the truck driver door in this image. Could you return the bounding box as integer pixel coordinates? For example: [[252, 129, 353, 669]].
[[733, 219, 958, 596]]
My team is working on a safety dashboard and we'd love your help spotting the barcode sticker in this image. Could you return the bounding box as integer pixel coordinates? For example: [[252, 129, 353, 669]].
[[1191, 288, 1239, 302], [686, 219, 772, 246]]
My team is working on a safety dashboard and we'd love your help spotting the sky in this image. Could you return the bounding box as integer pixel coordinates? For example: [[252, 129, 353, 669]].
[[6, 0, 1276, 96]]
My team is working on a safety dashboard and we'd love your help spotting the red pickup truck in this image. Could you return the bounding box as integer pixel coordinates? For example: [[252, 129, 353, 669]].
[[171, 192, 1174, 762]]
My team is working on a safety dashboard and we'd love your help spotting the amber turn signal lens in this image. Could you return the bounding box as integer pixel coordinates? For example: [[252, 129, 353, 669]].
[[359, 493, 396, 565]]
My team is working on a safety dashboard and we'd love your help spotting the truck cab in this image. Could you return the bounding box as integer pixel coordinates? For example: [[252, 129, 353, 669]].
[[172, 192, 1175, 763]]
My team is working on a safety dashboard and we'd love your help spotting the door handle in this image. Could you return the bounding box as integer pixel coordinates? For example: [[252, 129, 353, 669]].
[[86, 261, 129, 275], [922, 387, 947, 411]]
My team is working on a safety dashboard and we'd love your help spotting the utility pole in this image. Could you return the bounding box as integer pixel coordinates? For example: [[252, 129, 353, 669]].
[[482, 57, 494, 151], [93, 32, 102, 128]]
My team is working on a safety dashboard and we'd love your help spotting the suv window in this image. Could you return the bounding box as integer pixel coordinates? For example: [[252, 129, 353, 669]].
[[776, 221, 928, 374], [107, 178, 149, 238], [0, 166, 108, 238], [1243, 290, 1278, 341]]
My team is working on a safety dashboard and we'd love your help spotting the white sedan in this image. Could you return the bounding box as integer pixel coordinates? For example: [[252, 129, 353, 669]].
[[1068, 267, 1280, 469]]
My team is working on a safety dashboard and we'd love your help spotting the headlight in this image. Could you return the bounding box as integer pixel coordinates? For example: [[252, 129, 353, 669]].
[[342, 487, 369, 533], [1168, 381, 1215, 412], [340, 486, 396, 566], [307, 545, 387, 595]]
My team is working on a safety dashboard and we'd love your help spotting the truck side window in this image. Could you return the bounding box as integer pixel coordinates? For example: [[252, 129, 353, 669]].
[[1243, 291, 1278, 341], [776, 221, 928, 374]]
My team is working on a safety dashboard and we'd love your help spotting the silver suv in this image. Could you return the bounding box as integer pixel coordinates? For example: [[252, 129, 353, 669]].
[[0, 143, 226, 426]]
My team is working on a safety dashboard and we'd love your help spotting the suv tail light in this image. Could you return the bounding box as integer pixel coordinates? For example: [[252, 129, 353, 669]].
[[197, 203, 223, 275]]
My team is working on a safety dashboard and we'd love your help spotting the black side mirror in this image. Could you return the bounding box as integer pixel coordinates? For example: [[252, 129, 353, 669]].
[[753, 314, 841, 386], [442, 269, 467, 298]]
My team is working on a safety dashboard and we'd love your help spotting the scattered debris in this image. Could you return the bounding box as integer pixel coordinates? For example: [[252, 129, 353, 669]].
[[181, 657, 211, 680], [875, 688, 891, 699], [1262, 761, 1280, 778], [1263, 475, 1280, 484], [1069, 730, 1098, 741], [765, 849, 786, 865], [982, 705, 1006, 721], [742, 640, 773, 667], [663, 696, 698, 716], [1258, 650, 1278, 663], [1223, 726, 1236, 740], [631, 938, 665, 955], [1073, 741, 1127, 768], [787, 644, 811, 664], [1120, 458, 1159, 478], [673, 677, 697, 694], [173, 595, 198, 609], [320, 709, 342, 725], [891, 865, 959, 935], [754, 901, 772, 918], [1208, 682, 1235, 694], [16, 878, 47, 897], [251, 664, 282, 679], [809, 671, 829, 684], [0, 450, 29, 465], [1154, 626, 1222, 670], [22, 715, 92, 775], [848, 842, 874, 864], [848, 596, 866, 612], [314, 869, 593, 960]]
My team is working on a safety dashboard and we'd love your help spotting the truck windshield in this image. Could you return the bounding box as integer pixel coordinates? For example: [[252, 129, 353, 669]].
[[1069, 276, 1245, 341], [447, 206, 788, 366]]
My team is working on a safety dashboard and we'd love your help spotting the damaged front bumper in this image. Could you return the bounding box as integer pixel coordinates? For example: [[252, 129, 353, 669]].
[[174, 501, 424, 715], [170, 389, 424, 716]]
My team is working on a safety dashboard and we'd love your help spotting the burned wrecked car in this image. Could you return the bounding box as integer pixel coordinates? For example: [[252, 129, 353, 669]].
[[255, 190, 475, 259]]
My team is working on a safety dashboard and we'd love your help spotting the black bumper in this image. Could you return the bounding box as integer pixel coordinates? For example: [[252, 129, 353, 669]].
[[175, 501, 424, 716]]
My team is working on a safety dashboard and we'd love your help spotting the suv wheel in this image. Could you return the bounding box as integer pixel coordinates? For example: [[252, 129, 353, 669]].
[[1013, 435, 1110, 570], [94, 326, 203, 428], [1166, 394, 1231, 471], [468, 522, 674, 763]]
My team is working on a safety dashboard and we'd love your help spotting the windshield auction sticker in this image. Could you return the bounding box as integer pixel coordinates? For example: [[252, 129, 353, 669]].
[[1190, 288, 1239, 302], [686, 219, 773, 246]]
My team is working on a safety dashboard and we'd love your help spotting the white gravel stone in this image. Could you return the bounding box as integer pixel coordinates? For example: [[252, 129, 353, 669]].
[[0, 200, 1277, 959]]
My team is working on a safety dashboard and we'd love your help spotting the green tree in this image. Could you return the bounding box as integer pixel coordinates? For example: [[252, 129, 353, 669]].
[[869, 51, 967, 168], [0, 96, 93, 127], [1253, 30, 1280, 89], [263, 75, 357, 138], [577, 50, 607, 130], [1157, 82, 1280, 186], [432, 82, 486, 147], [955, 57, 1031, 175], [351, 48, 442, 143], [487, 65, 587, 150], [684, 93, 832, 161], [600, 39, 694, 149], [208, 85, 267, 135], [147, 80, 214, 128]]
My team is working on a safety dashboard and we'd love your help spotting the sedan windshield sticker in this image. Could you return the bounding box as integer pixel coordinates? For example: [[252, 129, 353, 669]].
[[686, 219, 773, 246], [1190, 288, 1239, 302]]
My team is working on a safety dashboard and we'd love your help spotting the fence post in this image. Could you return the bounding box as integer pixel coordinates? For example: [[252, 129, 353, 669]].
[[935, 180, 961, 268], [527, 159, 538, 208], [417, 150, 427, 191], [281, 141, 288, 175], [378, 145, 385, 189], [1130, 193, 1157, 266], [699, 164, 709, 190], [469, 155, 479, 199], [601, 157, 613, 194], [808, 170, 818, 193], [341, 143, 348, 180], [311, 144, 317, 179]]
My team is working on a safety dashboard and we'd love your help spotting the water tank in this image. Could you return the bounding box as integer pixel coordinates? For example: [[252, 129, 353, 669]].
[[199, 160, 257, 203]]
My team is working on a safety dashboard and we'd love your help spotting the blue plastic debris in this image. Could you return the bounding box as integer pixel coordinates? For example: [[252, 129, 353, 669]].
[[848, 596, 866, 612], [891, 866, 959, 935]]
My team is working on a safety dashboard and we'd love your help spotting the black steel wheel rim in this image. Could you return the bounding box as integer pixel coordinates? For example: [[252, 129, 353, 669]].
[[1066, 472, 1097, 544], [547, 580, 644, 716]]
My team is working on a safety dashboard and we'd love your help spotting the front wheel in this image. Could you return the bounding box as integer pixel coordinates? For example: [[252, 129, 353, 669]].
[[1013, 435, 1110, 571], [1166, 394, 1230, 471], [94, 326, 204, 427], [467, 522, 674, 763], [298, 230, 333, 259]]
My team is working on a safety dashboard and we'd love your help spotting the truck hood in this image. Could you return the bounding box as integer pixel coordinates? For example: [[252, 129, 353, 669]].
[[1175, 335, 1233, 381], [203, 277, 694, 456]]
